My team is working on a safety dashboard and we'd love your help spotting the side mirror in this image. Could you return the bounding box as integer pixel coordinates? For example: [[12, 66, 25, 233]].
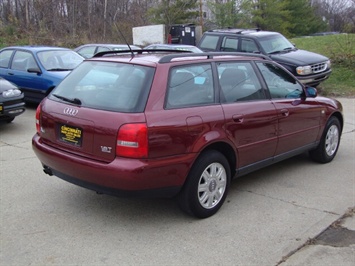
[[305, 87, 317, 98]]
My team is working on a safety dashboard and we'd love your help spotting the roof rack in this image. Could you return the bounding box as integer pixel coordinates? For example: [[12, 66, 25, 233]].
[[209, 28, 261, 34], [92, 49, 191, 58], [158, 52, 269, 63]]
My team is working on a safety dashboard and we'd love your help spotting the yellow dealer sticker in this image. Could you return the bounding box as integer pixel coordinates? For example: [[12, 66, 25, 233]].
[[59, 124, 83, 146]]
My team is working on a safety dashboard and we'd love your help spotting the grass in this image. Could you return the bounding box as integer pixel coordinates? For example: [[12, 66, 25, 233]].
[[291, 34, 355, 97]]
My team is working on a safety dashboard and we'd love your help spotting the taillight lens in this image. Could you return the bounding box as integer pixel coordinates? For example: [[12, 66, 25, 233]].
[[35, 105, 41, 134], [116, 123, 148, 158]]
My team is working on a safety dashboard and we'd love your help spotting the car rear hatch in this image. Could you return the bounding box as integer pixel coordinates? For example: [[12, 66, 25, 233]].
[[37, 60, 155, 162]]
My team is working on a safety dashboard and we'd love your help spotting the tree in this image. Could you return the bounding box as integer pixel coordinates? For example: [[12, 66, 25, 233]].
[[248, 0, 292, 36], [286, 0, 327, 37]]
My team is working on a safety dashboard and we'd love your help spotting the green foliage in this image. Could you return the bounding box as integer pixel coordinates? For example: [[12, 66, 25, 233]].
[[148, 0, 199, 25], [207, 0, 239, 28], [246, 0, 291, 35], [206, 0, 329, 38], [285, 0, 327, 37]]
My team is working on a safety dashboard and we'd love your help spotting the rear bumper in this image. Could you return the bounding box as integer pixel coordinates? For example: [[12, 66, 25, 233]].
[[32, 134, 194, 198]]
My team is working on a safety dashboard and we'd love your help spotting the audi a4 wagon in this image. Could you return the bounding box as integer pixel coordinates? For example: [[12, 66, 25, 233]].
[[32, 50, 343, 218]]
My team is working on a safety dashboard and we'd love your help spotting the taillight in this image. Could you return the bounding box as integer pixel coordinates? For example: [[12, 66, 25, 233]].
[[35, 104, 41, 134], [116, 123, 148, 158]]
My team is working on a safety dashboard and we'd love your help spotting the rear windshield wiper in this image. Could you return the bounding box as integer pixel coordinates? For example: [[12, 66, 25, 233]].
[[52, 94, 82, 105]]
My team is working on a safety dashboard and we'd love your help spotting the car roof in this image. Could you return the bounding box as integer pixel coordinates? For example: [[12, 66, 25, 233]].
[[146, 44, 197, 47], [1, 45, 72, 52]]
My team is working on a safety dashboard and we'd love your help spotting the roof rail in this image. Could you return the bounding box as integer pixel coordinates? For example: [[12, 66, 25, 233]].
[[158, 52, 269, 63], [209, 28, 262, 34], [92, 49, 191, 58]]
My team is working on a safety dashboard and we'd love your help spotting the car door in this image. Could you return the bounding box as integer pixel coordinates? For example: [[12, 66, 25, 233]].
[[256, 62, 322, 156], [217, 61, 278, 170]]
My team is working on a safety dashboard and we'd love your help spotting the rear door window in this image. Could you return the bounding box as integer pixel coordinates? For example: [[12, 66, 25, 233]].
[[221, 37, 239, 52], [50, 61, 155, 113]]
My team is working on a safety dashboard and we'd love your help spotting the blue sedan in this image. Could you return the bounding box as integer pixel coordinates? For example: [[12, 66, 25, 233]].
[[0, 46, 84, 103]]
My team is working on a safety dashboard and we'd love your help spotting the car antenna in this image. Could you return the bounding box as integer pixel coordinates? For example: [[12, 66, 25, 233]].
[[113, 18, 134, 58]]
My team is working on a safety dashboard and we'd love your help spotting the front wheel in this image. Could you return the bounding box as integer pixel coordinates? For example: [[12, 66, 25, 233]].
[[309, 116, 341, 163], [178, 150, 231, 218]]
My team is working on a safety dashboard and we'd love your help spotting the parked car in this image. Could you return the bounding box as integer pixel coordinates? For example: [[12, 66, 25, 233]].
[[0, 77, 25, 123], [0, 46, 84, 103], [74, 44, 142, 58], [144, 44, 203, 53], [197, 29, 332, 87], [32, 51, 343, 218]]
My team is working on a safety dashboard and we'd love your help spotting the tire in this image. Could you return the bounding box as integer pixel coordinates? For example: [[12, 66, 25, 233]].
[[309, 116, 341, 163], [178, 150, 231, 218]]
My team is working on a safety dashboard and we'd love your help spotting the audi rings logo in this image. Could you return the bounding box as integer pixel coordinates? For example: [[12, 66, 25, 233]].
[[63, 107, 78, 116]]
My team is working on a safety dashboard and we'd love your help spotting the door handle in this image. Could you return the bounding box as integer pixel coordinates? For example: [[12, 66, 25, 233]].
[[232, 114, 244, 123], [280, 109, 289, 117]]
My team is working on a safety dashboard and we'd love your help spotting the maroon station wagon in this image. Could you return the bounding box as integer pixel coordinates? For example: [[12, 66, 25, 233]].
[[32, 50, 343, 218]]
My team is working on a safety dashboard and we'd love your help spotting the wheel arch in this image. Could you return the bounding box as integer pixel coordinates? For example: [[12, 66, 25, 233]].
[[331, 112, 344, 133], [198, 141, 237, 178]]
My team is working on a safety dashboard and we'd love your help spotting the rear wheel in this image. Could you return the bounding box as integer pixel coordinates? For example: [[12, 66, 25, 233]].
[[310, 116, 341, 163], [178, 150, 231, 218]]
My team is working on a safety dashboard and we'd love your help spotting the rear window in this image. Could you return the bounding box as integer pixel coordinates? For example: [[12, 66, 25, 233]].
[[49, 61, 155, 113]]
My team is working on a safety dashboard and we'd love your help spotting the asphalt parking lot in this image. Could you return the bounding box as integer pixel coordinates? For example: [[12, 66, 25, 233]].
[[1, 98, 354, 265]]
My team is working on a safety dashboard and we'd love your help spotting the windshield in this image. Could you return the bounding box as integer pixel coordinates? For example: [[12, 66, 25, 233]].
[[37, 50, 84, 70], [258, 34, 295, 54], [49, 61, 155, 113]]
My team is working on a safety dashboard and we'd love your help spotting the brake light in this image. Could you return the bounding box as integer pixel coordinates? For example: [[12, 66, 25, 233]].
[[35, 105, 41, 134], [116, 123, 148, 158]]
